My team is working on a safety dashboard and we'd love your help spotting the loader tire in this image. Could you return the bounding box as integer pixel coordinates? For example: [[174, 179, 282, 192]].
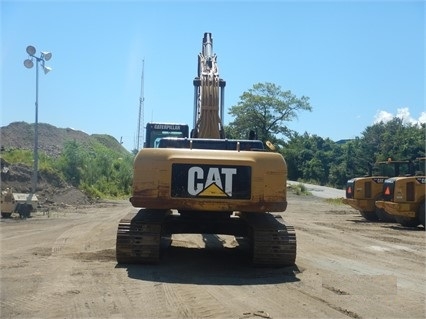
[[395, 216, 419, 228], [375, 207, 396, 223], [374, 194, 396, 222], [360, 210, 379, 221], [417, 202, 425, 227]]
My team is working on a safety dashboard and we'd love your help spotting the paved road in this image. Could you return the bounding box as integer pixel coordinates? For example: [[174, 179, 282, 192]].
[[288, 181, 346, 199]]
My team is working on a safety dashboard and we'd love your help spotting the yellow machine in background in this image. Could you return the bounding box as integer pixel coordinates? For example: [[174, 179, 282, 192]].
[[343, 159, 414, 222], [115, 33, 296, 266], [375, 157, 425, 228], [1, 188, 38, 218]]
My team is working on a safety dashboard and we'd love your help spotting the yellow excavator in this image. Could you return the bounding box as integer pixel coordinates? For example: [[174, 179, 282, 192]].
[[115, 32, 296, 266]]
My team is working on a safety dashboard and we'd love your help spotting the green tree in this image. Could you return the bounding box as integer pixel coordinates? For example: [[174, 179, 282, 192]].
[[54, 139, 134, 198], [282, 132, 336, 185], [328, 139, 362, 188], [57, 140, 84, 186], [227, 82, 312, 143], [112, 156, 133, 194], [360, 118, 425, 161]]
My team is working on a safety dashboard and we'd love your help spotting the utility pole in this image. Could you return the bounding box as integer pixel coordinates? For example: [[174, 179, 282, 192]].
[[136, 59, 145, 150], [23, 45, 52, 194]]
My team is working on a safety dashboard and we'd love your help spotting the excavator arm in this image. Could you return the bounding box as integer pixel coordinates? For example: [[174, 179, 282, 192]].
[[192, 32, 226, 139]]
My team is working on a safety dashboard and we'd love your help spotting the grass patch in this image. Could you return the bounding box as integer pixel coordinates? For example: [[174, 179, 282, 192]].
[[288, 183, 311, 196]]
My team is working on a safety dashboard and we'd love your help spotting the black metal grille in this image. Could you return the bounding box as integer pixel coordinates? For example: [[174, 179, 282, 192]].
[[365, 181, 372, 198], [406, 182, 415, 201]]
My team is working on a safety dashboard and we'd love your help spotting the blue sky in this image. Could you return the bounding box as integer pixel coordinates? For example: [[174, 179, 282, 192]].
[[1, 0, 424, 152]]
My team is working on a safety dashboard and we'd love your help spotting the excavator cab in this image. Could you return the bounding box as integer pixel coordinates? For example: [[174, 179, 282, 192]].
[[144, 122, 189, 148]]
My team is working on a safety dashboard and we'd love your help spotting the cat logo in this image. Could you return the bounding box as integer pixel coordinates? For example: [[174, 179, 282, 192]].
[[372, 178, 385, 184], [188, 166, 236, 197], [171, 164, 251, 199], [416, 177, 426, 184]]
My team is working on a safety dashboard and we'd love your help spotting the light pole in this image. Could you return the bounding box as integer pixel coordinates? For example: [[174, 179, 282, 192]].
[[24, 45, 52, 194]]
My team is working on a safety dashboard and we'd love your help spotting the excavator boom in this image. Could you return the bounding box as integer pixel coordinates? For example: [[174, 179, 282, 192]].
[[192, 32, 226, 139]]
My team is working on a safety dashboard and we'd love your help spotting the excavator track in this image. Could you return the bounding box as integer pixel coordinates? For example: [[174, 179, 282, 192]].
[[116, 210, 296, 266], [239, 212, 296, 267], [116, 209, 171, 264]]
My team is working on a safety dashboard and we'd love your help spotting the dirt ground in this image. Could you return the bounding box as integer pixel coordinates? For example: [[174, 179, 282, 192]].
[[1, 192, 425, 319]]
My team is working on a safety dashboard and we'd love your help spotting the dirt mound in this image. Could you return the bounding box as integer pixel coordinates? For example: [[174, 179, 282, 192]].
[[0, 122, 116, 208], [1, 121, 128, 158], [1, 121, 93, 158], [1, 159, 92, 208]]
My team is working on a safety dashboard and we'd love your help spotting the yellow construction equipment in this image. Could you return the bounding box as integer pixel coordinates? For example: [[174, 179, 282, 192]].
[[343, 159, 414, 222], [115, 33, 296, 266], [1, 188, 38, 218], [375, 157, 425, 228]]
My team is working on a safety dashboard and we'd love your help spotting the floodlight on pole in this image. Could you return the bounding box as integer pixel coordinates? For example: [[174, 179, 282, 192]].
[[41, 52, 52, 61], [23, 45, 52, 195], [26, 45, 36, 56], [43, 66, 52, 74]]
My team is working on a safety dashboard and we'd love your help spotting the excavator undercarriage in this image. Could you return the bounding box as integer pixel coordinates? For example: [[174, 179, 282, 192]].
[[116, 209, 296, 266]]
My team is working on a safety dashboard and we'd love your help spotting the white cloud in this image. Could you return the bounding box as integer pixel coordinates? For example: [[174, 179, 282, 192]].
[[396, 108, 412, 123], [373, 110, 393, 123], [374, 107, 425, 126], [418, 112, 426, 124]]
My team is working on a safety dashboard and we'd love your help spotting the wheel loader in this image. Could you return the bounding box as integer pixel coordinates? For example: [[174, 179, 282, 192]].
[[342, 159, 415, 222], [375, 157, 425, 228], [115, 32, 296, 267]]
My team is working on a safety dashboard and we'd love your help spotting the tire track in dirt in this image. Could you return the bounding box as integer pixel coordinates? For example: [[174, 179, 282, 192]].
[[2, 198, 425, 319], [1, 206, 128, 318]]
